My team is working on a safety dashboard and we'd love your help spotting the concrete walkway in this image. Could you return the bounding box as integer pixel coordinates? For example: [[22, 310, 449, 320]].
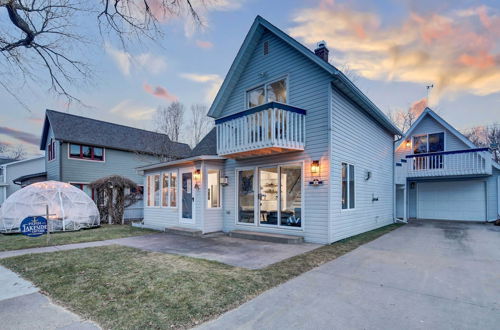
[[0, 233, 319, 269], [198, 220, 500, 330], [0, 265, 99, 330]]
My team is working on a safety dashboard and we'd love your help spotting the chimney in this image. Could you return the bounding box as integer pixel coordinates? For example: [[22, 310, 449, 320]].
[[314, 40, 329, 62]]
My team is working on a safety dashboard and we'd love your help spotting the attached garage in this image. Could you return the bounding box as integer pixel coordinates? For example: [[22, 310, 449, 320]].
[[416, 180, 486, 221]]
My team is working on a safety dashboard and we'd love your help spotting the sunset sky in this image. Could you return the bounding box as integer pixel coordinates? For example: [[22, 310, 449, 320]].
[[1, 0, 499, 156]]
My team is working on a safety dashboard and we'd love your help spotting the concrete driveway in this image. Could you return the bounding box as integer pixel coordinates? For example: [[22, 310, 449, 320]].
[[199, 220, 500, 330]]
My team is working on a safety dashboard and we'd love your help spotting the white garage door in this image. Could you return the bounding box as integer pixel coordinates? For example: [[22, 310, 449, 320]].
[[417, 181, 486, 221]]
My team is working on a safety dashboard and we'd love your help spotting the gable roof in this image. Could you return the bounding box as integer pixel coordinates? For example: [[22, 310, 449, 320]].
[[40, 110, 191, 158], [207, 15, 402, 136], [397, 107, 477, 149], [189, 128, 217, 157]]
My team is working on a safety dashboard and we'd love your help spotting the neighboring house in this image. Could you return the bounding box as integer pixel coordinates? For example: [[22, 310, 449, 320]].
[[395, 108, 499, 222], [138, 16, 402, 244], [39, 110, 191, 218], [0, 156, 45, 205]]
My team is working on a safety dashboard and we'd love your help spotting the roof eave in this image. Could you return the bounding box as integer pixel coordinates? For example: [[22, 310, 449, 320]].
[[137, 155, 225, 172]]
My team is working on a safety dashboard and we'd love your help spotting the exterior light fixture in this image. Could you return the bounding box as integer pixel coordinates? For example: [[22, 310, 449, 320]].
[[220, 176, 229, 186], [405, 140, 411, 148], [311, 160, 320, 175], [193, 169, 201, 189]]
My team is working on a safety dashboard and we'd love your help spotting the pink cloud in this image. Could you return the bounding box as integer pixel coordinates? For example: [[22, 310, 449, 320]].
[[195, 40, 214, 49], [409, 98, 428, 118], [143, 83, 178, 102], [458, 51, 495, 69]]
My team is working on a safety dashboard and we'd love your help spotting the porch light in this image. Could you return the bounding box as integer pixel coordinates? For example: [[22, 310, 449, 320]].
[[405, 140, 411, 148], [220, 176, 229, 186], [311, 160, 320, 175], [194, 169, 201, 189]]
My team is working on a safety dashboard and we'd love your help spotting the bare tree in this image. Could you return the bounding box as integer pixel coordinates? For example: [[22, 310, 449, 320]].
[[189, 103, 213, 147], [463, 124, 500, 163], [155, 101, 185, 142], [0, 0, 206, 105], [386, 98, 428, 133], [6, 144, 27, 160]]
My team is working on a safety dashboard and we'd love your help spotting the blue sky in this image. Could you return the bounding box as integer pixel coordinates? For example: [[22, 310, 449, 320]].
[[1, 0, 499, 156]]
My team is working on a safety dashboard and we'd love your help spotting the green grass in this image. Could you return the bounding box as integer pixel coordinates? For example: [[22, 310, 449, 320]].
[[0, 223, 403, 329], [0, 225, 157, 251]]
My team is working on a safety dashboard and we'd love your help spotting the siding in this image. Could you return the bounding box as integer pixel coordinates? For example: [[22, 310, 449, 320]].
[[202, 161, 226, 233], [330, 86, 395, 242], [2, 157, 45, 201], [142, 163, 204, 232], [395, 114, 470, 161], [218, 30, 332, 244], [486, 168, 499, 221], [46, 128, 60, 181], [61, 143, 158, 184]]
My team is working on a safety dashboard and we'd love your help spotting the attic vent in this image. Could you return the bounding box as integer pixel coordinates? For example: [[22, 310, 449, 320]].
[[263, 41, 269, 55]]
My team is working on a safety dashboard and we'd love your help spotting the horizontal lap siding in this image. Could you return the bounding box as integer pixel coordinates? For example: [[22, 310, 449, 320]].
[[219, 30, 331, 244], [61, 144, 158, 185], [487, 168, 499, 221], [142, 164, 204, 231], [330, 86, 394, 242], [396, 115, 470, 159]]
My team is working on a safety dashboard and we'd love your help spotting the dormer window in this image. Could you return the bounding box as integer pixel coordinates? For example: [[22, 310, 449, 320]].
[[246, 78, 287, 108]]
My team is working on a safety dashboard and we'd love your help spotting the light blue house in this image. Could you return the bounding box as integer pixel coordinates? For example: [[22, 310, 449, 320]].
[[138, 16, 403, 244], [395, 108, 499, 222]]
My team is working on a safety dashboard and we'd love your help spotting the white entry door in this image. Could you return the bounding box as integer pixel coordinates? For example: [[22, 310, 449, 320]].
[[417, 181, 486, 221], [180, 171, 195, 224]]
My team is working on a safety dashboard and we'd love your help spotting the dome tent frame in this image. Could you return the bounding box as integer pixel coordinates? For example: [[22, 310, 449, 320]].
[[1, 181, 100, 233]]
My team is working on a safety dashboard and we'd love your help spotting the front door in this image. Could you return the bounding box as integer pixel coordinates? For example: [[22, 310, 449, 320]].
[[180, 172, 194, 223]]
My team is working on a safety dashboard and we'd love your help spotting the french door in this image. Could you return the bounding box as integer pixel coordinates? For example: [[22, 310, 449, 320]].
[[237, 163, 302, 228]]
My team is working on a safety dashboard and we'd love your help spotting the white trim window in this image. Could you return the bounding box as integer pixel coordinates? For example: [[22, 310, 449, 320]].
[[161, 171, 177, 208], [47, 139, 56, 161], [246, 77, 287, 108], [412, 132, 445, 154], [207, 169, 221, 208], [146, 175, 160, 207], [341, 163, 355, 210]]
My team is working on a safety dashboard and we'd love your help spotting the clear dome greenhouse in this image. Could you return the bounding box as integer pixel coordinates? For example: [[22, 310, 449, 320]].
[[0, 181, 100, 233]]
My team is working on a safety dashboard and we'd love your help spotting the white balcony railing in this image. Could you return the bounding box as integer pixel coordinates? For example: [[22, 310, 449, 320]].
[[216, 102, 306, 157], [406, 148, 492, 177]]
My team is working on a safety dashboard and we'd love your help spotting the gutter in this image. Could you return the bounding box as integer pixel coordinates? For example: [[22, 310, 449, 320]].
[[136, 155, 226, 174]]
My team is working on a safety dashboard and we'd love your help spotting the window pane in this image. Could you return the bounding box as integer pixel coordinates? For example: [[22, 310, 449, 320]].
[[267, 79, 287, 103], [341, 163, 348, 209], [93, 147, 104, 161], [70, 144, 80, 158], [413, 135, 428, 154], [428, 133, 444, 153], [259, 167, 278, 225], [247, 86, 265, 108], [154, 175, 160, 206], [238, 170, 255, 223], [82, 145, 92, 159], [207, 170, 220, 208], [349, 164, 355, 209], [280, 164, 302, 227], [162, 173, 169, 207], [170, 173, 177, 207]]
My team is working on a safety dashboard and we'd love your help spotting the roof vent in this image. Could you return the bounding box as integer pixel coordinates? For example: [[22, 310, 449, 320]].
[[314, 40, 329, 63]]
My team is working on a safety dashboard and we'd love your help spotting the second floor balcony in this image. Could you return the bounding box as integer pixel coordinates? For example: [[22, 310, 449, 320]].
[[406, 148, 492, 178], [216, 102, 306, 158]]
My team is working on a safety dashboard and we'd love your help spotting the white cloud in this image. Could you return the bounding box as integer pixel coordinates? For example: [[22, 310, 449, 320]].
[[180, 73, 223, 103], [104, 43, 167, 76], [110, 99, 156, 120], [289, 2, 500, 100]]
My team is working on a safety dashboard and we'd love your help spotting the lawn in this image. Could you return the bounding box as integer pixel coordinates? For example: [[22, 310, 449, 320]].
[[0, 225, 157, 251], [0, 223, 402, 329]]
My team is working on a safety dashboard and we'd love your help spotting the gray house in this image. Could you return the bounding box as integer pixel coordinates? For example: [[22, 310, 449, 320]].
[[40, 110, 191, 213], [0, 156, 45, 204]]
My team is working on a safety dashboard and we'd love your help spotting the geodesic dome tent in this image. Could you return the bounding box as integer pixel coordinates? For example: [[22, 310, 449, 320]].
[[1, 181, 100, 233]]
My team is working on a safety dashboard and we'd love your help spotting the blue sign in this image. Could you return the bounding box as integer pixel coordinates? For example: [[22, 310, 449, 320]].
[[20, 216, 47, 237]]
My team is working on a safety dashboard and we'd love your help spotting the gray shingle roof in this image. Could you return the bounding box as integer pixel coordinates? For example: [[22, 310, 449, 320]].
[[189, 128, 217, 157], [40, 110, 191, 158]]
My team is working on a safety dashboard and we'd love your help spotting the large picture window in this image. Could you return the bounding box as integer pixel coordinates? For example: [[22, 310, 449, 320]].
[[246, 78, 287, 108], [69, 143, 105, 161], [342, 163, 355, 210], [207, 169, 221, 208], [413, 132, 444, 154]]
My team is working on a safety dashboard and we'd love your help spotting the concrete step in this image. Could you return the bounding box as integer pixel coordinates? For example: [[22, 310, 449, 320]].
[[229, 230, 304, 244], [165, 226, 202, 237]]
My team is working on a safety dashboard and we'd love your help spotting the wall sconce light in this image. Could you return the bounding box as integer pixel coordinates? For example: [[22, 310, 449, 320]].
[[193, 169, 201, 189], [311, 160, 320, 175], [220, 176, 229, 186], [405, 140, 411, 148]]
